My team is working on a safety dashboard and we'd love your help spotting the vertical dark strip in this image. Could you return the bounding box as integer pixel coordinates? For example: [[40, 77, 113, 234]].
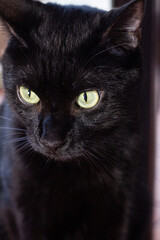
[[148, 0, 160, 239], [142, 0, 153, 239], [142, 0, 153, 206]]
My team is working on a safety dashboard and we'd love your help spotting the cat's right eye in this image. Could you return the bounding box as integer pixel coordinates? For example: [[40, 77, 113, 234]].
[[18, 86, 40, 105]]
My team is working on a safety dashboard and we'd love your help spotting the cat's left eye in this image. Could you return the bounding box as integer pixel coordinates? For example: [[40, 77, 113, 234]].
[[18, 86, 40, 105], [76, 90, 100, 109]]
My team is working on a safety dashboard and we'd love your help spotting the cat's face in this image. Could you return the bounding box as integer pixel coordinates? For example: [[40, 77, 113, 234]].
[[0, 0, 144, 161]]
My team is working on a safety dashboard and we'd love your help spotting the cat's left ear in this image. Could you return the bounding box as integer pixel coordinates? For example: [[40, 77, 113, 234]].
[[0, 0, 32, 55], [102, 0, 145, 50]]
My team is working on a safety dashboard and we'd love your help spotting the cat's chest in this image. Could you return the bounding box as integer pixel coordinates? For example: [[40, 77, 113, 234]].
[[1, 158, 126, 240], [14, 166, 118, 219]]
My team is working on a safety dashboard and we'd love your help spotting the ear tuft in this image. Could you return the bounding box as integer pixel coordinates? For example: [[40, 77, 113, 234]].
[[0, 19, 11, 59], [103, 0, 145, 50]]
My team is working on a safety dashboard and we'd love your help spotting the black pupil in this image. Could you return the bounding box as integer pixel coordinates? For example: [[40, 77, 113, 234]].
[[28, 90, 31, 97], [84, 92, 87, 102]]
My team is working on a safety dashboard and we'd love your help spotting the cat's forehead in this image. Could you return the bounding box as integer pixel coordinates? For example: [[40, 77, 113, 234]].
[[31, 4, 104, 53], [20, 5, 107, 92]]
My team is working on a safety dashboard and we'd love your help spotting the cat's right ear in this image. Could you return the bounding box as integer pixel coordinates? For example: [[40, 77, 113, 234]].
[[0, 0, 32, 55], [102, 0, 145, 50]]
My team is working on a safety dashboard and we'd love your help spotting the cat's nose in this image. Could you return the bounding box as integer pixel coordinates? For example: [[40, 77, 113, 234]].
[[40, 114, 70, 151]]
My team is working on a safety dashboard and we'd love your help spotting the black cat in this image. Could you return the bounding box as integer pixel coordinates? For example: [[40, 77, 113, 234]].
[[0, 0, 149, 239]]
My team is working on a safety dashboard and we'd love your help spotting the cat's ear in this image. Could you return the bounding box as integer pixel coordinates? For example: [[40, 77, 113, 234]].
[[102, 0, 145, 50], [0, 0, 32, 54]]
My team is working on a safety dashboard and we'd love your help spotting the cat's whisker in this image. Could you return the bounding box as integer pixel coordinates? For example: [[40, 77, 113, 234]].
[[0, 116, 13, 122], [0, 127, 26, 132], [0, 132, 26, 140], [84, 150, 116, 187], [73, 153, 87, 174], [84, 43, 125, 66], [77, 153, 89, 175], [90, 146, 119, 168], [21, 145, 34, 159], [0, 136, 27, 146], [85, 148, 130, 200], [85, 43, 124, 68], [82, 151, 98, 175], [15, 141, 31, 155], [45, 156, 52, 165], [85, 140, 123, 160], [74, 43, 125, 88], [89, 145, 148, 196], [84, 150, 107, 178]]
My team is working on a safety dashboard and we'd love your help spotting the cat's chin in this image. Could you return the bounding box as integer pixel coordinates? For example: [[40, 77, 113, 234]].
[[33, 143, 82, 162], [30, 137, 83, 162], [42, 151, 81, 162]]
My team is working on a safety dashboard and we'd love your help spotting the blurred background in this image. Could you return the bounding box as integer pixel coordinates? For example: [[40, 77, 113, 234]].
[[0, 0, 160, 239]]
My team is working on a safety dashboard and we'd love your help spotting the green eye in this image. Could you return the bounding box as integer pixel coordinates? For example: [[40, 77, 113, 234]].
[[76, 90, 100, 109], [18, 86, 40, 104]]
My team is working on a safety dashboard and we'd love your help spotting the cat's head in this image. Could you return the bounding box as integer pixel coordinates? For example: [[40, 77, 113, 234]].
[[0, 0, 144, 161]]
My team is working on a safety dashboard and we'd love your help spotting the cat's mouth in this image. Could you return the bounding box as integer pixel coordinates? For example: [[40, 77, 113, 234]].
[[40, 146, 79, 162], [31, 137, 80, 161], [25, 131, 82, 161]]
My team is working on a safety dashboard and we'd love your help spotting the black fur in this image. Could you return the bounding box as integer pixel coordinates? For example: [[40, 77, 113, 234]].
[[0, 0, 149, 239]]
